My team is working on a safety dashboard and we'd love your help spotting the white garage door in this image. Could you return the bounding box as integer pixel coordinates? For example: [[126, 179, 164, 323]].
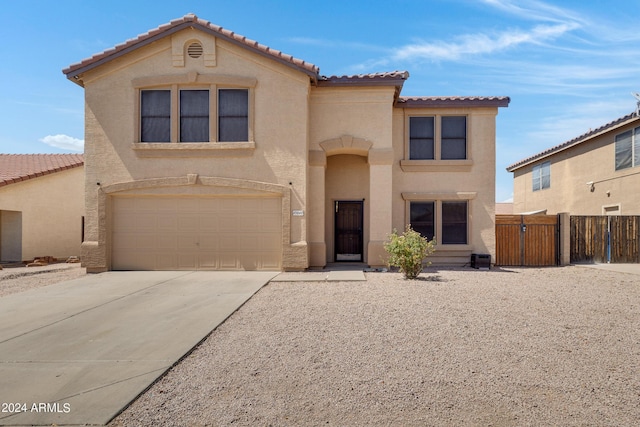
[[112, 196, 282, 270]]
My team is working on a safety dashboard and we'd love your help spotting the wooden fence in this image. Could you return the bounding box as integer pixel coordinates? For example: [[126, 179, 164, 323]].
[[570, 216, 640, 263], [496, 215, 559, 266]]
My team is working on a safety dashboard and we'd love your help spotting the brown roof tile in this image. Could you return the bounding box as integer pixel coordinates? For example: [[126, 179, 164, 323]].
[[63, 14, 320, 84], [507, 112, 639, 171], [0, 154, 84, 188]]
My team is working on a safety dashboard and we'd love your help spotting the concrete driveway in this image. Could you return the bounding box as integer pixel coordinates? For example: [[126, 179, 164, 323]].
[[0, 270, 276, 426]]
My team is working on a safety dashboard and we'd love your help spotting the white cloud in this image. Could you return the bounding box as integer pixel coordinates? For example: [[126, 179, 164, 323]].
[[392, 22, 578, 63], [39, 134, 84, 152]]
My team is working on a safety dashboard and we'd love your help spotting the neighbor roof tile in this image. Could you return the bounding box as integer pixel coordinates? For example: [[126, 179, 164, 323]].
[[0, 154, 84, 187]]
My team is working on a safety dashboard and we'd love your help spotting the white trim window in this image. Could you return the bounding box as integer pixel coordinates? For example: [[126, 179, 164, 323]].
[[615, 126, 640, 170], [532, 161, 550, 191]]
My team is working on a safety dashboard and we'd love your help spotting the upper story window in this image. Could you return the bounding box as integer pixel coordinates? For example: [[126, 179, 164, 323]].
[[615, 126, 640, 170], [409, 115, 467, 160], [139, 87, 249, 143], [532, 161, 550, 191]]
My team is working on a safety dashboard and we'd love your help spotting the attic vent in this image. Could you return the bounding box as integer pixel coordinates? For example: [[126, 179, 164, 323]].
[[187, 42, 203, 58]]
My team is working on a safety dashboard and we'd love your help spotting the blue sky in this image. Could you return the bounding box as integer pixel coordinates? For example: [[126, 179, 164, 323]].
[[1, 0, 638, 202]]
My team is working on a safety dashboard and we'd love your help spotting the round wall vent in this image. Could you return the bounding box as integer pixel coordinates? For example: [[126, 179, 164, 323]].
[[187, 42, 203, 59]]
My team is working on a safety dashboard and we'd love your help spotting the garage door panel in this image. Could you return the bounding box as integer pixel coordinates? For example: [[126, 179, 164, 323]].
[[112, 196, 282, 271]]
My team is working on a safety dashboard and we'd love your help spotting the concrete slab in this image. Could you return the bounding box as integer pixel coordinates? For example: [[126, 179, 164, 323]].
[[0, 270, 276, 426], [327, 270, 366, 281]]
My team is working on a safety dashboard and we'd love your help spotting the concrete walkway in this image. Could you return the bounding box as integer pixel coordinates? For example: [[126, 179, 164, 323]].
[[0, 271, 276, 426]]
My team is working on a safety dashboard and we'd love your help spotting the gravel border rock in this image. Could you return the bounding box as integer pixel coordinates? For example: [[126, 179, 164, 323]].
[[109, 266, 640, 426], [0, 263, 85, 297]]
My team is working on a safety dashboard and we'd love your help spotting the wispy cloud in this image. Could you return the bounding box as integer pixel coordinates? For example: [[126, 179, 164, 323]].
[[391, 23, 578, 62], [40, 134, 84, 152]]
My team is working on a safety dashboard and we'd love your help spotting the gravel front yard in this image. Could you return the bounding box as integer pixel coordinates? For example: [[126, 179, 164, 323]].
[[109, 266, 640, 426], [2, 264, 638, 426]]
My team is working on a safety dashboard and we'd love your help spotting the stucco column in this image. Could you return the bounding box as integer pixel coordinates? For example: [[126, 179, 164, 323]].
[[308, 150, 327, 267], [367, 149, 394, 267]]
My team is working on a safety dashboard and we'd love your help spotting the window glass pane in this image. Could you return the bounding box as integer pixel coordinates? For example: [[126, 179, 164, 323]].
[[410, 202, 434, 240], [442, 201, 467, 244], [141, 90, 170, 142], [219, 89, 248, 142], [409, 117, 434, 159], [180, 90, 209, 142], [615, 130, 633, 170], [532, 164, 541, 191], [441, 116, 466, 159], [541, 162, 551, 189]]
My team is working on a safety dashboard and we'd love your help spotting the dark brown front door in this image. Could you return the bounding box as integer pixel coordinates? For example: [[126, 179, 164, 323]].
[[335, 201, 363, 262]]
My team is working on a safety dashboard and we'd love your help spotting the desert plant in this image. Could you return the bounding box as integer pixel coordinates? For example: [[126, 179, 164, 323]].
[[384, 225, 436, 279]]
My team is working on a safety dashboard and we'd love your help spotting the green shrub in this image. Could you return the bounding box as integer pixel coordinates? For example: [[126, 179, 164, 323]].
[[384, 225, 436, 279]]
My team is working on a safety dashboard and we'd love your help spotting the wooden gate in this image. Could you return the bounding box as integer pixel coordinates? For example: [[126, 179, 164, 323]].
[[570, 216, 640, 263], [496, 215, 559, 266]]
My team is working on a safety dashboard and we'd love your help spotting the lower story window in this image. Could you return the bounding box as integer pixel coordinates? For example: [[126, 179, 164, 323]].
[[410, 202, 434, 240], [442, 201, 468, 244], [409, 200, 468, 244]]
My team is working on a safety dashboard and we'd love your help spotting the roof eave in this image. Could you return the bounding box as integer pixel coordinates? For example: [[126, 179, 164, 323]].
[[63, 19, 320, 86], [397, 97, 511, 108], [507, 113, 640, 172]]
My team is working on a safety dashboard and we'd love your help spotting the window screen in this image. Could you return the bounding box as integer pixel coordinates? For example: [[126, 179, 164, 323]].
[[180, 90, 209, 142], [410, 202, 435, 240], [218, 89, 249, 142], [141, 90, 171, 142], [441, 116, 466, 159], [409, 117, 435, 160], [442, 201, 467, 244]]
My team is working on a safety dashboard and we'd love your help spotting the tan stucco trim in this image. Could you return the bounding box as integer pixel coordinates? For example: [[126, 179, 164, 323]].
[[319, 135, 373, 157], [399, 159, 473, 172], [131, 142, 256, 157], [402, 191, 477, 201], [171, 31, 216, 68], [132, 73, 257, 88], [308, 150, 327, 167], [368, 148, 394, 165]]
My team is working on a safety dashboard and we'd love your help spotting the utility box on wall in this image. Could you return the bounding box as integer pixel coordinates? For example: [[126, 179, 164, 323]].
[[471, 253, 491, 269]]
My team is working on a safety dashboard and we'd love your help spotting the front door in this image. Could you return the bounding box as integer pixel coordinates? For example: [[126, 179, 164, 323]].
[[335, 201, 363, 262]]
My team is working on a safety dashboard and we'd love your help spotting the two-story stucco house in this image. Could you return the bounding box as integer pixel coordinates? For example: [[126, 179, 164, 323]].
[[63, 14, 509, 273], [508, 111, 640, 215]]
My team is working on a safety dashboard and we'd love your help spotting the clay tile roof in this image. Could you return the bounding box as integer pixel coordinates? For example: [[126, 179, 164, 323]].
[[318, 71, 410, 85], [63, 14, 320, 84], [507, 112, 639, 172], [0, 154, 84, 188], [397, 96, 510, 108]]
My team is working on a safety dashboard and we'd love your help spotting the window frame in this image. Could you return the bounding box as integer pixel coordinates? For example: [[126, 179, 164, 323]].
[[132, 73, 256, 156], [402, 113, 472, 172], [614, 126, 640, 171], [532, 161, 551, 192], [404, 192, 475, 248]]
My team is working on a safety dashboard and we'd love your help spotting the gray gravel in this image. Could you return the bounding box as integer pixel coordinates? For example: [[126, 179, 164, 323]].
[[107, 266, 640, 427], [0, 263, 85, 297]]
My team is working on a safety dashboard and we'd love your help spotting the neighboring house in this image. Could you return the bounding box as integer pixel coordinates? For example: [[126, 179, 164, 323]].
[[63, 14, 509, 273], [0, 154, 84, 262], [508, 112, 640, 215], [495, 203, 514, 215]]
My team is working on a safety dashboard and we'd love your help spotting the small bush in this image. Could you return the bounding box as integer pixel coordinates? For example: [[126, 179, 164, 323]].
[[384, 225, 436, 279]]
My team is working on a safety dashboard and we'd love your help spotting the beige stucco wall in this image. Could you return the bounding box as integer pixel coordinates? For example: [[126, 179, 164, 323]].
[[79, 28, 310, 271], [392, 107, 498, 264], [308, 86, 395, 267], [76, 25, 503, 271], [512, 119, 640, 215], [0, 167, 84, 262]]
